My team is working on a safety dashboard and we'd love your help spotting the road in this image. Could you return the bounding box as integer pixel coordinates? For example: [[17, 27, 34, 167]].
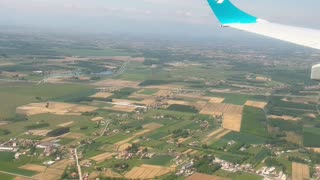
[[74, 148, 82, 180], [74, 121, 110, 180]]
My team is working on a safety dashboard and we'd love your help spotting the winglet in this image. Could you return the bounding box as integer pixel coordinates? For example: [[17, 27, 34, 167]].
[[207, 0, 257, 26]]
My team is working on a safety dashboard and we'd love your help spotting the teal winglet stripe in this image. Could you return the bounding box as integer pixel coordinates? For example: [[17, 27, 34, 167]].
[[207, 0, 257, 25]]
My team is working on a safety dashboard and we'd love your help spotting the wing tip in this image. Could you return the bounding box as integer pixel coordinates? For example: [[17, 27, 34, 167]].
[[207, 0, 257, 25]]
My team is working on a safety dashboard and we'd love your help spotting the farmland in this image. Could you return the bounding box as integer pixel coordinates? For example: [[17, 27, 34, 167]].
[[241, 106, 268, 137], [303, 127, 320, 147], [292, 162, 310, 180], [0, 83, 94, 119], [0, 152, 38, 176], [0, 31, 319, 180]]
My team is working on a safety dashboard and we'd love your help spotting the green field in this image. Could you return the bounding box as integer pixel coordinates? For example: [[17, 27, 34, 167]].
[[58, 138, 75, 145], [214, 150, 248, 164], [254, 149, 270, 162], [173, 65, 234, 82], [233, 172, 263, 180], [303, 127, 320, 147], [146, 109, 196, 119], [1, 114, 92, 140], [215, 169, 263, 180], [0, 152, 37, 177], [209, 139, 229, 150], [96, 133, 131, 144], [109, 87, 137, 99], [118, 63, 171, 81], [139, 79, 176, 86], [148, 131, 168, 139], [143, 155, 173, 166], [0, 172, 15, 180], [138, 89, 158, 95], [268, 119, 302, 133], [167, 104, 198, 113], [241, 106, 268, 137], [223, 132, 267, 144], [80, 142, 106, 159], [0, 83, 93, 119]]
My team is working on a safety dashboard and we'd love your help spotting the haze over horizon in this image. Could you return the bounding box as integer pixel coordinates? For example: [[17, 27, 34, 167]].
[[1, 0, 320, 47]]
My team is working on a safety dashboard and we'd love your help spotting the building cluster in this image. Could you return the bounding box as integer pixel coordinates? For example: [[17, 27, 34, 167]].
[[36, 142, 60, 156], [256, 167, 286, 179], [198, 120, 210, 131], [174, 155, 188, 166], [213, 158, 249, 172], [212, 157, 287, 180], [314, 165, 320, 179], [188, 141, 200, 147], [0, 137, 70, 164], [1, 138, 34, 151], [175, 161, 195, 176], [0, 139, 26, 156], [81, 160, 94, 168], [117, 148, 155, 160]]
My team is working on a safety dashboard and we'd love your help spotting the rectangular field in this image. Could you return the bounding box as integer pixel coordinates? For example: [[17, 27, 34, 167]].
[[90, 92, 113, 99], [200, 103, 243, 116], [268, 115, 301, 121], [32, 159, 74, 180], [143, 123, 163, 130], [223, 114, 242, 132], [89, 152, 117, 163], [223, 132, 267, 144], [16, 102, 98, 116], [57, 121, 74, 127], [209, 97, 225, 103], [303, 127, 320, 147], [292, 162, 310, 180], [124, 164, 171, 179], [245, 100, 267, 109], [19, 164, 47, 172], [241, 106, 268, 137], [0, 83, 93, 119], [27, 129, 51, 136], [104, 105, 137, 112], [92, 79, 140, 87]]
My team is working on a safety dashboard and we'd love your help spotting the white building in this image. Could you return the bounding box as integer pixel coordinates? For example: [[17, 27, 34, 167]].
[[0, 146, 18, 152]]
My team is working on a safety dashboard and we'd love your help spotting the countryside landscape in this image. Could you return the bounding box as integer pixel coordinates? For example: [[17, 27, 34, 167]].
[[1, 31, 320, 180]]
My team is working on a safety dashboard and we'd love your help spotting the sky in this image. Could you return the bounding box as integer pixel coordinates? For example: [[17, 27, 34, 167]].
[[1, 0, 320, 38]]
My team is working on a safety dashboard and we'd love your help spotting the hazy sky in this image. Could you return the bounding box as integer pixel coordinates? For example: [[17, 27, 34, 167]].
[[1, 0, 320, 37]]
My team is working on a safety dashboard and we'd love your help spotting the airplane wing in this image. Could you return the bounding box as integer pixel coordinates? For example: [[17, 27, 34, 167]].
[[207, 0, 320, 50]]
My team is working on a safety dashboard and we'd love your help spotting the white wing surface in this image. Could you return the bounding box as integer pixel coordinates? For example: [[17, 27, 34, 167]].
[[207, 0, 320, 50]]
